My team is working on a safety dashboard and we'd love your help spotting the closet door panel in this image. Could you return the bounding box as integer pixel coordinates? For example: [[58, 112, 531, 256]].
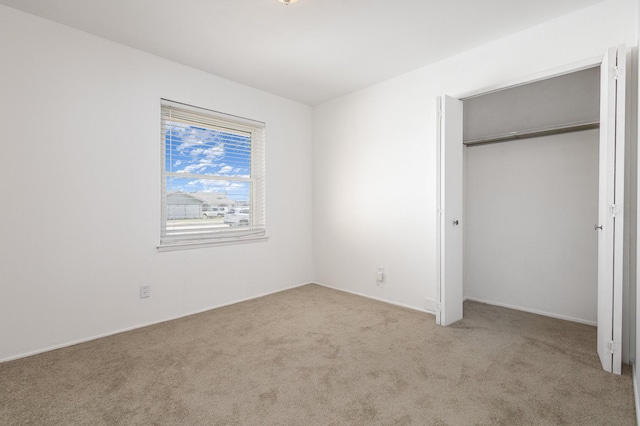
[[437, 95, 464, 326], [597, 45, 625, 375]]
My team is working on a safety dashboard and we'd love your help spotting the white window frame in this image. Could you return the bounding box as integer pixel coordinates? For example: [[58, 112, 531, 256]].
[[158, 99, 266, 251]]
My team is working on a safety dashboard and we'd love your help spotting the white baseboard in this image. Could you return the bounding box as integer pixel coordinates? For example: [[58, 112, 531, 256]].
[[465, 297, 597, 326], [313, 282, 436, 316], [0, 281, 314, 363]]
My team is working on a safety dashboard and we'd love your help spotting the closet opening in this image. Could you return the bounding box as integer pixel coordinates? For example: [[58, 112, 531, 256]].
[[438, 46, 626, 374], [462, 67, 601, 326]]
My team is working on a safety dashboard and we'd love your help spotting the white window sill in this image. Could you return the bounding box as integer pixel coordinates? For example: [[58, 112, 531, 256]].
[[157, 235, 269, 252]]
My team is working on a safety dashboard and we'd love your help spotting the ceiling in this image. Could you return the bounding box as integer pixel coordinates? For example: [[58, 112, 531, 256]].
[[0, 0, 605, 105]]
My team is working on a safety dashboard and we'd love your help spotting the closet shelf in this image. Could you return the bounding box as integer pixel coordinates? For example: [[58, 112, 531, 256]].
[[463, 120, 600, 146]]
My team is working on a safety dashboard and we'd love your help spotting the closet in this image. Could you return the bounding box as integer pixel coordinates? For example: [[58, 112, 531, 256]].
[[438, 46, 626, 374], [463, 68, 601, 325]]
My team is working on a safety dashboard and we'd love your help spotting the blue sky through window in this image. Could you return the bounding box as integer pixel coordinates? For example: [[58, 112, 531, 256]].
[[165, 123, 251, 201]]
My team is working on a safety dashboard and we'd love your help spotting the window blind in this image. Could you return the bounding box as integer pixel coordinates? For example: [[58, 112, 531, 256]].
[[160, 100, 266, 248]]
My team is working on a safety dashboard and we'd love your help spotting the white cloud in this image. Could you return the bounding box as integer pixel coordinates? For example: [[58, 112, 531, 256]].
[[204, 146, 224, 159], [178, 159, 213, 173]]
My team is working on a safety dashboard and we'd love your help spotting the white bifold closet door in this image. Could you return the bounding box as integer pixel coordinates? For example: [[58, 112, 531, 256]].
[[597, 45, 625, 375]]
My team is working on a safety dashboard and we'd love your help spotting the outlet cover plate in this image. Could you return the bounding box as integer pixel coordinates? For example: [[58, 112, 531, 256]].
[[140, 285, 151, 299], [424, 298, 438, 312]]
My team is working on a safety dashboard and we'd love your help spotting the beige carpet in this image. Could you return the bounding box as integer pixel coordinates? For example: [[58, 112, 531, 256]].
[[0, 284, 635, 425]]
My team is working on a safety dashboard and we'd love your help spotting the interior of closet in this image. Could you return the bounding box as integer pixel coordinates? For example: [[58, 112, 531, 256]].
[[462, 67, 601, 324]]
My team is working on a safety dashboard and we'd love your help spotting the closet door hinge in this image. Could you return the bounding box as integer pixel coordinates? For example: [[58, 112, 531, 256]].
[[610, 204, 620, 217], [610, 65, 622, 81], [607, 340, 618, 355]]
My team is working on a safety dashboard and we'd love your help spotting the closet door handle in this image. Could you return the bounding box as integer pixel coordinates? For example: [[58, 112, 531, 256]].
[[595, 224, 603, 231], [453, 220, 459, 226]]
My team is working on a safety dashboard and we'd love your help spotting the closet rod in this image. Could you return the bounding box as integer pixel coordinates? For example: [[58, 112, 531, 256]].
[[463, 120, 600, 147]]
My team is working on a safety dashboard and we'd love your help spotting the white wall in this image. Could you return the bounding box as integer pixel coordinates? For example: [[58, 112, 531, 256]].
[[463, 67, 600, 142], [313, 0, 637, 350], [465, 131, 599, 324], [0, 5, 313, 361]]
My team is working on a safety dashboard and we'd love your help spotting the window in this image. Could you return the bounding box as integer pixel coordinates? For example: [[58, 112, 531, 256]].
[[159, 99, 266, 250]]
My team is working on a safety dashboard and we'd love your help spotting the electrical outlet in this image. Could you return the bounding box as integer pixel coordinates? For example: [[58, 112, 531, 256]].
[[424, 298, 438, 312], [140, 285, 151, 299]]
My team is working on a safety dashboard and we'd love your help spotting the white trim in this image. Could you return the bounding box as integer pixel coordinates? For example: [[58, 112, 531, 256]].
[[435, 96, 442, 324], [466, 297, 597, 326], [457, 56, 602, 100], [161, 98, 265, 128], [314, 282, 436, 316], [0, 281, 313, 364], [157, 235, 269, 252], [633, 362, 640, 426]]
